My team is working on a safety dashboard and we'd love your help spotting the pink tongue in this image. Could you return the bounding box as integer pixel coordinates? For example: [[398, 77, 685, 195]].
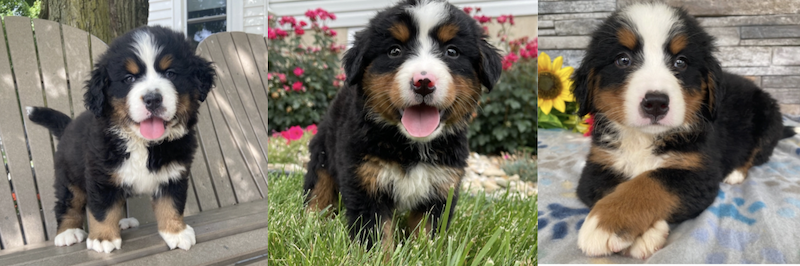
[[140, 117, 165, 140], [401, 105, 440, 137]]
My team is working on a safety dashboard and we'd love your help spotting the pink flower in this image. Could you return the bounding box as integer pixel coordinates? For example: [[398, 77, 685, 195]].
[[267, 27, 277, 39], [280, 126, 304, 142], [292, 81, 303, 91], [278, 73, 286, 83], [299, 21, 308, 27], [295, 27, 305, 35], [333, 80, 340, 87], [509, 14, 515, 25], [279, 16, 296, 27], [328, 29, 337, 37], [322, 26, 329, 32], [267, 73, 273, 80], [305, 10, 317, 20], [275, 28, 288, 38], [463, 7, 473, 14], [497, 15, 507, 24], [328, 13, 336, 20], [306, 124, 318, 135], [283, 85, 290, 91], [473, 15, 491, 24], [527, 38, 538, 57], [293, 67, 304, 77], [502, 53, 520, 70], [336, 73, 346, 81]]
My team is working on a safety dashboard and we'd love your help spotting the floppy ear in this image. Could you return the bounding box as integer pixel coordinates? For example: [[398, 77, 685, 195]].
[[572, 65, 595, 117], [703, 61, 723, 120], [191, 56, 215, 102], [84, 65, 108, 117], [342, 31, 370, 86], [478, 40, 502, 91]]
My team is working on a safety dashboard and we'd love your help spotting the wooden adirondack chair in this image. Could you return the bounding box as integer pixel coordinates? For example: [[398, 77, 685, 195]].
[[0, 16, 268, 265]]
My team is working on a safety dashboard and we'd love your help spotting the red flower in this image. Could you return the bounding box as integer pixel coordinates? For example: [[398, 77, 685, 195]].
[[328, 29, 337, 37], [293, 67, 304, 77], [267, 27, 277, 39], [305, 10, 317, 21], [278, 73, 286, 83], [295, 27, 305, 35], [306, 124, 318, 135], [280, 126, 305, 142], [473, 15, 491, 24], [275, 28, 288, 38], [527, 38, 538, 57], [497, 15, 507, 24], [502, 52, 520, 70], [463, 7, 473, 14], [584, 114, 595, 137], [279, 16, 296, 27], [299, 21, 308, 27], [267, 73, 273, 80], [509, 14, 515, 25], [292, 81, 303, 91], [283, 85, 290, 91], [336, 73, 346, 81], [329, 13, 336, 20], [333, 80, 340, 87]]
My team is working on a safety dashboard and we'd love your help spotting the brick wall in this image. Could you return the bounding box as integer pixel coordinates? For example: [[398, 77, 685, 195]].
[[538, 0, 800, 114]]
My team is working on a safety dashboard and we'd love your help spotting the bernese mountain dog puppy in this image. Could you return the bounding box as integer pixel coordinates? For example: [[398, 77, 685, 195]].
[[27, 25, 214, 253], [572, 2, 799, 259], [303, 0, 502, 250]]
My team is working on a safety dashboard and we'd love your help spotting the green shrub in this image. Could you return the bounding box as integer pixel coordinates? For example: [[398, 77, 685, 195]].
[[267, 9, 344, 132]]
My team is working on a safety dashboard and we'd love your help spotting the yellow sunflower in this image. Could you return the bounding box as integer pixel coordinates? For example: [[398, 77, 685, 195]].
[[538, 52, 575, 115]]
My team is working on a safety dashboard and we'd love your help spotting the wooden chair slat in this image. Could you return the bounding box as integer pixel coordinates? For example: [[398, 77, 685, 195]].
[[200, 34, 263, 202], [184, 176, 201, 216], [4, 16, 48, 245], [186, 118, 223, 211], [89, 35, 106, 64], [216, 32, 269, 194], [229, 32, 270, 166], [0, 17, 26, 250], [126, 196, 155, 225], [60, 24, 90, 117], [246, 34, 270, 129], [30, 18, 69, 241]]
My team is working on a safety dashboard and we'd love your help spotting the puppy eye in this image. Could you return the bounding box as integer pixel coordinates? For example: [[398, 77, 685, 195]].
[[615, 53, 632, 68], [388, 46, 402, 58], [123, 75, 136, 84], [445, 47, 459, 58], [165, 69, 177, 79], [674, 56, 688, 70]]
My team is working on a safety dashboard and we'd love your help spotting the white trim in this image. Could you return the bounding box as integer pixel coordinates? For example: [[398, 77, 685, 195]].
[[228, 0, 244, 32], [173, 0, 184, 33]]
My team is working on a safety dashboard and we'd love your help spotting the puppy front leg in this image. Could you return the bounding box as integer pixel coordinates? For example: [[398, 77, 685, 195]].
[[153, 178, 195, 250], [86, 194, 125, 253]]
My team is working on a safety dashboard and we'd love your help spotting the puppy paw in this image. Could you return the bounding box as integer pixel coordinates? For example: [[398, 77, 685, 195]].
[[623, 220, 669, 259], [86, 237, 122, 253], [577, 214, 633, 256], [159, 225, 196, 250], [54, 228, 87, 247], [723, 170, 746, 185], [119, 217, 140, 230]]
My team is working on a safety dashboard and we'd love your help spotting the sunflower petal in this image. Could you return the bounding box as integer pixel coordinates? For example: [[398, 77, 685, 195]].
[[538, 97, 543, 106], [538, 52, 551, 72], [553, 98, 566, 113], [557, 66, 574, 80], [552, 56, 563, 73], [541, 99, 553, 115]]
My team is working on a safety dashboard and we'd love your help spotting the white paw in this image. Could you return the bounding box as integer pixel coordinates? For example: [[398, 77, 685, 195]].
[[54, 228, 87, 246], [624, 220, 669, 259], [86, 238, 122, 253], [119, 217, 140, 230], [25, 106, 34, 116], [577, 214, 633, 256], [159, 225, 196, 250], [723, 170, 745, 185]]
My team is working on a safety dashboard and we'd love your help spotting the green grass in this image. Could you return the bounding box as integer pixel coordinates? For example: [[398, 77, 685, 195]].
[[267, 172, 537, 265]]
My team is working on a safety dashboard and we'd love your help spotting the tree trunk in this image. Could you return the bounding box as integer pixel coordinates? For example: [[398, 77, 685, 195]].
[[40, 0, 148, 44]]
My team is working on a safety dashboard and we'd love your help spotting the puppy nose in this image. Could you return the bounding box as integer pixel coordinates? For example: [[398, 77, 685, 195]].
[[640, 92, 669, 121], [143, 92, 163, 111], [412, 71, 437, 96]]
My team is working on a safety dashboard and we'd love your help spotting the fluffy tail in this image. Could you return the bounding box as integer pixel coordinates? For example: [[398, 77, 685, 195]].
[[27, 107, 72, 139], [783, 126, 799, 139]]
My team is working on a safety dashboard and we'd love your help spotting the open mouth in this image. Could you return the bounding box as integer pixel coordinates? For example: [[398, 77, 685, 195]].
[[399, 104, 443, 138], [138, 116, 169, 140]]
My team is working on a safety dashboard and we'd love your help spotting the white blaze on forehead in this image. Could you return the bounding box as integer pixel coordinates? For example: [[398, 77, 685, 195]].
[[127, 30, 178, 139], [620, 3, 686, 132]]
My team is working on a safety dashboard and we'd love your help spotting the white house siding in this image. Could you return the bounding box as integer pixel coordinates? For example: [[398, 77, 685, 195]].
[[147, 0, 269, 37]]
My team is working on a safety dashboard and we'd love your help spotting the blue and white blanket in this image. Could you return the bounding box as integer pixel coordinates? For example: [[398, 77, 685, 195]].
[[538, 116, 800, 263]]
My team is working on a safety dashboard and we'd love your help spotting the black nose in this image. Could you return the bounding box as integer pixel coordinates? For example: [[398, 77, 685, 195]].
[[640, 92, 669, 121], [143, 92, 163, 111], [413, 78, 435, 96]]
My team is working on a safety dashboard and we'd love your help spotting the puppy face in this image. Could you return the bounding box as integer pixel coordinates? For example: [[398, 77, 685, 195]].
[[344, 0, 502, 142], [573, 3, 722, 134], [85, 26, 215, 142]]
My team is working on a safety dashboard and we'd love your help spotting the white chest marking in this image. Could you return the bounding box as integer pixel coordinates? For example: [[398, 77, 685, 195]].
[[116, 139, 185, 195], [376, 163, 458, 211], [609, 127, 666, 179]]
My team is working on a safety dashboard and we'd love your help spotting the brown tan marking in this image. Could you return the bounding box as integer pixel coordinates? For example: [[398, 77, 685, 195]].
[[591, 174, 679, 240], [125, 58, 139, 75], [389, 23, 410, 43], [587, 146, 615, 169], [408, 211, 433, 237], [56, 185, 87, 234], [705, 73, 716, 113], [669, 34, 688, 55], [355, 156, 392, 195], [444, 75, 482, 130], [735, 147, 761, 179], [617, 28, 637, 50], [306, 169, 338, 214], [152, 195, 187, 234], [363, 67, 404, 123], [159, 54, 174, 70], [110, 98, 131, 126], [437, 24, 459, 43], [593, 80, 627, 125], [682, 83, 706, 125], [87, 200, 124, 241], [662, 152, 704, 170]]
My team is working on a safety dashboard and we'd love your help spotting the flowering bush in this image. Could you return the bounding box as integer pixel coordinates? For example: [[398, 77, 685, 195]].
[[267, 9, 345, 133], [269, 124, 317, 164], [536, 52, 592, 136], [465, 7, 538, 155]]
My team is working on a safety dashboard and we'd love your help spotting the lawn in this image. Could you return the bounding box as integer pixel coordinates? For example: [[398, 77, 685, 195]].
[[267, 171, 537, 265]]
